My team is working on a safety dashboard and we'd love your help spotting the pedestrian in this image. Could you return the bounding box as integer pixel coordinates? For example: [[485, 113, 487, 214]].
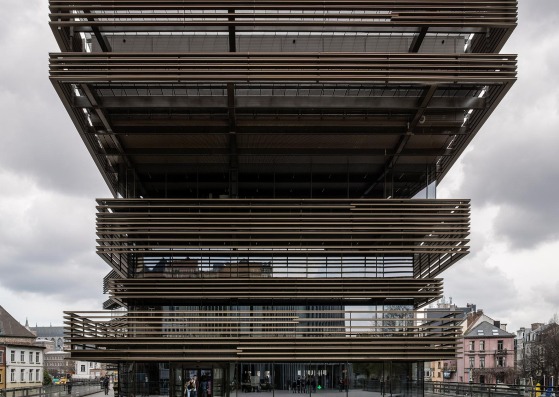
[[186, 378, 197, 397], [191, 377, 198, 397], [185, 379, 192, 397], [103, 377, 110, 395], [200, 375, 208, 397]]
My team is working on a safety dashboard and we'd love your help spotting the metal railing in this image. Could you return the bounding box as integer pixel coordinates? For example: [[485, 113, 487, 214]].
[[0, 381, 102, 397], [49, 0, 518, 28], [94, 198, 471, 279], [50, 53, 517, 84], [425, 381, 559, 397], [63, 308, 462, 361]]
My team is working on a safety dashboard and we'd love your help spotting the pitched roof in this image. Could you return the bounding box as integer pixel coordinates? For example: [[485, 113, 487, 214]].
[[465, 320, 515, 338], [0, 305, 36, 338]]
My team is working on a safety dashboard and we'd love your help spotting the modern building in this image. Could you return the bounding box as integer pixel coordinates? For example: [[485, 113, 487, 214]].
[[457, 321, 515, 384], [48, 1, 517, 396], [0, 306, 44, 390]]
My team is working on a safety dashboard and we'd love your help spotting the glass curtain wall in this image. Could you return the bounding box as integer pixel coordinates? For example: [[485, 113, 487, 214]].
[[119, 361, 423, 397]]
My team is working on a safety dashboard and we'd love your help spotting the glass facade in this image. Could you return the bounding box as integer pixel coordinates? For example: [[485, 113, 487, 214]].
[[117, 361, 425, 397]]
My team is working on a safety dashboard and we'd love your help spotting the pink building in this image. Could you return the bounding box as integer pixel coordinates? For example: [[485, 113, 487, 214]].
[[457, 321, 515, 384]]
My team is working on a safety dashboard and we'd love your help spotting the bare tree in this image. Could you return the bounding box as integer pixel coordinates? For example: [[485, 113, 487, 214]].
[[519, 316, 559, 383], [540, 318, 559, 382]]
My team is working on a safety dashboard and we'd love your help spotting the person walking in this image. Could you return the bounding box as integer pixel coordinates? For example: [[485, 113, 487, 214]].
[[186, 378, 198, 397], [103, 377, 110, 395], [192, 378, 199, 397], [185, 379, 192, 397]]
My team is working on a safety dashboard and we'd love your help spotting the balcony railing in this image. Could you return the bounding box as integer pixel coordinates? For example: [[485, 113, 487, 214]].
[[49, 0, 517, 54], [50, 53, 517, 84], [467, 349, 512, 356], [49, 0, 518, 29], [95, 198, 470, 279], [108, 277, 444, 307], [64, 308, 462, 362]]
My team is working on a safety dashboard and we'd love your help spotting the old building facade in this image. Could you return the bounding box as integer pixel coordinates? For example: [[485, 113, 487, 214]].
[[0, 306, 44, 390], [516, 322, 559, 384], [0, 345, 5, 390], [457, 321, 516, 384]]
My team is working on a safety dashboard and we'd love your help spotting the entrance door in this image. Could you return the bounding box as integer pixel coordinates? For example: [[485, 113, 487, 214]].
[[173, 366, 221, 397]]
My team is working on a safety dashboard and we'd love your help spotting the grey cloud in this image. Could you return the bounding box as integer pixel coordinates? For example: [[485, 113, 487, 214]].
[[0, 240, 105, 304], [518, 0, 559, 22], [0, 5, 111, 304], [441, 223, 521, 330], [0, 1, 110, 198], [459, 122, 559, 249], [540, 281, 559, 309], [4, 253, 105, 300], [445, 5, 559, 250], [0, 185, 106, 301], [443, 258, 518, 316]]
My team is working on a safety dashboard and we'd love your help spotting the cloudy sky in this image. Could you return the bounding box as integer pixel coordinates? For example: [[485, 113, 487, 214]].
[[0, 1, 557, 333]]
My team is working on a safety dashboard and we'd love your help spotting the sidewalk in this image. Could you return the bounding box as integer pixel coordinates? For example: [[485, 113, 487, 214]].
[[71, 387, 114, 397]]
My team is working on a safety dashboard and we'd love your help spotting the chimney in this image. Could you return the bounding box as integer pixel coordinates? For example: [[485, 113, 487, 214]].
[[494, 320, 501, 329]]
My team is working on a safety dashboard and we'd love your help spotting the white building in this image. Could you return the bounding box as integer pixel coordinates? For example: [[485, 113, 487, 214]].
[[73, 360, 103, 380], [5, 345, 44, 388], [0, 306, 44, 390]]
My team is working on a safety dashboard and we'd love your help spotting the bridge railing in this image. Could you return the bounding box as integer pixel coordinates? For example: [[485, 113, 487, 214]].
[[425, 381, 559, 397], [0, 381, 102, 397]]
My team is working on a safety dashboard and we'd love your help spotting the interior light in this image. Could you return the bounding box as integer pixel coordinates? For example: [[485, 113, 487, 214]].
[[464, 34, 475, 52]]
